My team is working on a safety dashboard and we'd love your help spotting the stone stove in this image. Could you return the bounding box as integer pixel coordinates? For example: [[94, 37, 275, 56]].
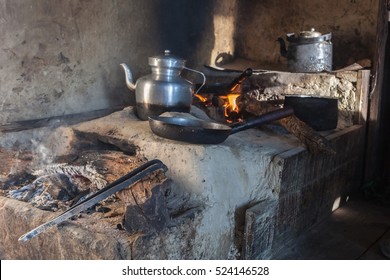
[[0, 86, 365, 259]]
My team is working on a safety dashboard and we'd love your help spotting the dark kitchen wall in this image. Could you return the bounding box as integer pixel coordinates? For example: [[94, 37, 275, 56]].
[[235, 0, 380, 69], [154, 0, 215, 64], [0, 0, 220, 124]]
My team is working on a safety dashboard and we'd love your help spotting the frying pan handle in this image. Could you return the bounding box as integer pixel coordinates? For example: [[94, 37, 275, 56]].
[[230, 106, 294, 134]]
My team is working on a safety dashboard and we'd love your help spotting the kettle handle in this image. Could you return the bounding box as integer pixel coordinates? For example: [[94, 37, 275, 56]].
[[183, 67, 206, 94]]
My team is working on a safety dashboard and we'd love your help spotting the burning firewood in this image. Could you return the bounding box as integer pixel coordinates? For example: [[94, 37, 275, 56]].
[[237, 93, 336, 155]]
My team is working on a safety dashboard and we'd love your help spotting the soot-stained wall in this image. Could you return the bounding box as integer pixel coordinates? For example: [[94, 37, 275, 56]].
[[235, 0, 379, 69], [0, 0, 219, 124], [0, 0, 380, 124]]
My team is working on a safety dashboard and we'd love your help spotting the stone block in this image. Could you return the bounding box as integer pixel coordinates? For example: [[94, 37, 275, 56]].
[[0, 196, 132, 259], [243, 200, 278, 260]]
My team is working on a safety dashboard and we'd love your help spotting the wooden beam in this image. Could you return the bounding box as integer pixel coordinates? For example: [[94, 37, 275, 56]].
[[363, 0, 389, 185]]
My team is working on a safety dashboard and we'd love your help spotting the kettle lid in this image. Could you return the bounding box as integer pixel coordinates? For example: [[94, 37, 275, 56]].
[[286, 28, 332, 43], [149, 50, 186, 68], [299, 28, 322, 38]]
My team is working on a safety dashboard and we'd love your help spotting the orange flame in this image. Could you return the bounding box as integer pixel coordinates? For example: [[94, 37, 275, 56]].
[[194, 93, 208, 103], [223, 93, 240, 121], [194, 91, 242, 122]]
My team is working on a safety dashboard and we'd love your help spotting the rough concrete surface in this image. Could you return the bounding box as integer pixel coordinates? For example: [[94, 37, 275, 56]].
[[71, 107, 294, 259], [1, 0, 145, 123], [0, 106, 295, 259], [0, 0, 222, 124], [70, 107, 361, 259]]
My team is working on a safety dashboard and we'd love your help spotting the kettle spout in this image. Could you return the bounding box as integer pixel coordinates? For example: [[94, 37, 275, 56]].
[[277, 37, 288, 58], [120, 63, 136, 90]]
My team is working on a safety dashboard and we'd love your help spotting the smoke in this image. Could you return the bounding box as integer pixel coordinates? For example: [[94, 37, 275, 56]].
[[8, 150, 21, 176], [0, 123, 68, 179], [30, 139, 55, 167]]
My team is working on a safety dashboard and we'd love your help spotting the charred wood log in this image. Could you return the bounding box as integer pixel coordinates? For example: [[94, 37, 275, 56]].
[[237, 94, 336, 155], [279, 115, 336, 154], [117, 173, 171, 235]]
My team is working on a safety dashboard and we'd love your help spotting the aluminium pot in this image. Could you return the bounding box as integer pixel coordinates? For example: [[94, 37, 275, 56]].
[[283, 94, 338, 131]]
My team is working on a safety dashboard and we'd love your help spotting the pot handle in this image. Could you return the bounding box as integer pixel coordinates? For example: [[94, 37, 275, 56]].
[[230, 106, 294, 134], [184, 66, 206, 94]]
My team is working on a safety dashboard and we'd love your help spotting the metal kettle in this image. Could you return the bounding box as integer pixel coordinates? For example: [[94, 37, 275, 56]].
[[277, 28, 332, 72], [120, 50, 205, 121]]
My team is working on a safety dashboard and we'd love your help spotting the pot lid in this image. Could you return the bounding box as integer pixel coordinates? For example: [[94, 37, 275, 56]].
[[148, 50, 186, 68]]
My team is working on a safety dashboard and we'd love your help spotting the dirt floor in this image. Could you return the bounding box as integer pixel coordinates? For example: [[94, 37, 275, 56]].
[[273, 192, 390, 260]]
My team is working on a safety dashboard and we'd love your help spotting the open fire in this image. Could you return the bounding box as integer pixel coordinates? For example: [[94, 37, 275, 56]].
[[194, 91, 243, 123], [220, 93, 241, 122], [193, 68, 253, 123]]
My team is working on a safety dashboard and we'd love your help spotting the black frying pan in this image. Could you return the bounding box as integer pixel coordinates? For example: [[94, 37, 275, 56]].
[[148, 107, 294, 144]]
